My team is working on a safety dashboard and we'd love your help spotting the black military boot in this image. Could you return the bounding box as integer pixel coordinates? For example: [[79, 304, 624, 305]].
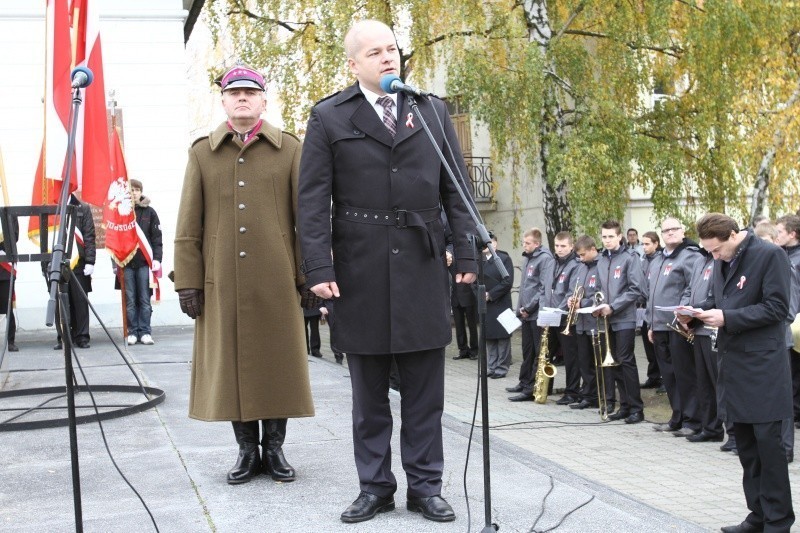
[[227, 421, 261, 485], [261, 418, 296, 482]]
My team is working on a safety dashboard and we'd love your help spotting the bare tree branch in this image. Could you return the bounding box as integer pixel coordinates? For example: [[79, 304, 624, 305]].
[[564, 29, 684, 58]]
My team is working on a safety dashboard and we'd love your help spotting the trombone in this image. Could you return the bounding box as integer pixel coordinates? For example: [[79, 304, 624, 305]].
[[591, 291, 618, 421], [594, 292, 618, 368], [561, 283, 584, 336]]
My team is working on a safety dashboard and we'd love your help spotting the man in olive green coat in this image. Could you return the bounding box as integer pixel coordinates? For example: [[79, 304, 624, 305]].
[[174, 65, 314, 485]]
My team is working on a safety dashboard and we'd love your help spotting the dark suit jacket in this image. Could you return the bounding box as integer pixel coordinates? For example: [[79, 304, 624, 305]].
[[483, 250, 514, 339], [707, 231, 792, 423], [298, 82, 477, 354]]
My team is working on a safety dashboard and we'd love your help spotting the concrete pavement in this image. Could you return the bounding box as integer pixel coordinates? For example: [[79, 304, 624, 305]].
[[0, 324, 794, 532]]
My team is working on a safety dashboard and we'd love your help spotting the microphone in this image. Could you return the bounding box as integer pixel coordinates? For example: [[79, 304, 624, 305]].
[[379, 74, 432, 97], [71, 66, 93, 89]]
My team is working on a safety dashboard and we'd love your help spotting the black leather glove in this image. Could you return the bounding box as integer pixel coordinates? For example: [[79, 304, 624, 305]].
[[178, 288, 204, 319]]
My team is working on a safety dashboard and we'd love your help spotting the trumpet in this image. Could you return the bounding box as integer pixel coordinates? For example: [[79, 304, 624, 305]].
[[667, 317, 695, 344], [594, 292, 618, 368], [561, 283, 584, 336]]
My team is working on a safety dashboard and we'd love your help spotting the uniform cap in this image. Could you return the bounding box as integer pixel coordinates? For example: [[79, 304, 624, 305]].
[[216, 65, 266, 91]]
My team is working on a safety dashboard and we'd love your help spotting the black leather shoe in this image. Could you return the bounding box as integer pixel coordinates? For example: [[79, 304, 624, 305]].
[[788, 451, 794, 464], [686, 431, 724, 443], [227, 444, 261, 484], [570, 399, 597, 410], [310, 351, 323, 358], [406, 494, 455, 522], [75, 341, 90, 349], [720, 520, 763, 533], [607, 410, 630, 421], [720, 438, 737, 452], [7, 342, 18, 352], [656, 385, 667, 394], [53, 342, 63, 350], [469, 353, 478, 360], [486, 371, 496, 378], [452, 353, 470, 360], [653, 422, 681, 432], [673, 427, 699, 437], [624, 412, 644, 424], [508, 393, 533, 402], [261, 419, 295, 481], [505, 384, 523, 393], [340, 491, 395, 523], [555, 395, 578, 405], [640, 378, 662, 389], [335, 353, 344, 365], [490, 373, 506, 379]]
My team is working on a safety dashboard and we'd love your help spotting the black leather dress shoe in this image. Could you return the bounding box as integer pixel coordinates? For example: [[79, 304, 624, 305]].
[[653, 422, 681, 432], [624, 412, 644, 424], [469, 353, 478, 360], [720, 437, 737, 452], [406, 494, 455, 522], [452, 353, 471, 360], [340, 491, 395, 523], [720, 520, 763, 533], [570, 399, 597, 410], [607, 410, 630, 421], [508, 393, 534, 402], [75, 341, 90, 349], [310, 351, 323, 358], [505, 384, 523, 393], [489, 373, 506, 379], [53, 342, 63, 350], [640, 378, 662, 389], [787, 451, 794, 464], [686, 431, 724, 443], [673, 427, 699, 437], [7, 342, 18, 352], [555, 395, 578, 405]]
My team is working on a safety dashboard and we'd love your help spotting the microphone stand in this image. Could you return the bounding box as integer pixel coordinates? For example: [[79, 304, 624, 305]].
[[405, 93, 507, 532], [45, 84, 85, 533]]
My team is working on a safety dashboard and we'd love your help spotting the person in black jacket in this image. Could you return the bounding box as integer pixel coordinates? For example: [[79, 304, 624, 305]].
[[125, 179, 162, 345], [692, 213, 794, 533], [0, 216, 19, 352], [483, 234, 514, 378], [54, 194, 96, 349]]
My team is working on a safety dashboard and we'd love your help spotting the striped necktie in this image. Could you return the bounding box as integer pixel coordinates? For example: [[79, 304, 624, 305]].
[[376, 96, 397, 137]]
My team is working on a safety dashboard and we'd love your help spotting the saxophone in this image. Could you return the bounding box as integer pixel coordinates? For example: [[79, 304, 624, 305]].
[[532, 327, 558, 404]]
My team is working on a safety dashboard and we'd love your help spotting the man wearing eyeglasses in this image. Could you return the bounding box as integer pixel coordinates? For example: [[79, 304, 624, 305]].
[[645, 218, 705, 438]]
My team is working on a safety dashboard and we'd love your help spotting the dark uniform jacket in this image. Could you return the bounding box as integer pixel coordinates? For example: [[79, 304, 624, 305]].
[[483, 250, 514, 339], [70, 196, 96, 293], [298, 82, 477, 354], [597, 247, 645, 330], [517, 247, 555, 321], [703, 231, 792, 423], [574, 257, 602, 335]]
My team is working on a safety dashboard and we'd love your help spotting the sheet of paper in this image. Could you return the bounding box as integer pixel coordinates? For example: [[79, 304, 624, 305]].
[[655, 305, 701, 316], [497, 308, 523, 334], [636, 308, 645, 328], [537, 308, 563, 328], [576, 305, 603, 314]]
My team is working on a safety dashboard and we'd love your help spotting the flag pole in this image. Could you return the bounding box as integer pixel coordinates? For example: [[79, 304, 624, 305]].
[[108, 92, 130, 344]]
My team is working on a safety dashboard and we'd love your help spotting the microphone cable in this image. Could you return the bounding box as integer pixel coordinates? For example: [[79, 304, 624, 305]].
[[57, 270, 161, 532]]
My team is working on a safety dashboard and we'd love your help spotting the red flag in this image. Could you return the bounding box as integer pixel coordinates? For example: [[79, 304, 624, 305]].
[[70, 0, 112, 207], [28, 0, 74, 240], [104, 128, 138, 267]]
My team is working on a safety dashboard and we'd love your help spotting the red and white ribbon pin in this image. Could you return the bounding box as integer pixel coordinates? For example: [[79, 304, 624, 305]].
[[406, 113, 414, 128], [736, 275, 746, 289]]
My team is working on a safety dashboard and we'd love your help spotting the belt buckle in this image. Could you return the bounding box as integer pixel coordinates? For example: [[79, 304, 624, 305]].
[[394, 209, 408, 228]]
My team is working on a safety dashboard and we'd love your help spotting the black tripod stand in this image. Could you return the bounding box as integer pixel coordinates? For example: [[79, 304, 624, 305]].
[[405, 92, 509, 532]]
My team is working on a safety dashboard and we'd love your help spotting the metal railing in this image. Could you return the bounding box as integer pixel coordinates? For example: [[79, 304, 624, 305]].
[[465, 156, 493, 202]]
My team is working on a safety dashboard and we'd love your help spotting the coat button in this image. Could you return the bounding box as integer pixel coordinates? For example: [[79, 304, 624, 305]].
[[392, 248, 399, 254], [239, 227, 246, 233], [239, 251, 247, 258], [238, 181, 245, 187], [391, 166, 398, 173], [238, 158, 244, 163], [353, 129, 360, 135], [239, 203, 246, 210]]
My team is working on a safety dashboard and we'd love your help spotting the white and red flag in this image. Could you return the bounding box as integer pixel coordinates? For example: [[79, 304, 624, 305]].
[[29, 0, 112, 240]]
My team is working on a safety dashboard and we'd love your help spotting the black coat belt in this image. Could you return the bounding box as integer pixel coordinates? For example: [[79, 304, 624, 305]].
[[332, 204, 441, 258]]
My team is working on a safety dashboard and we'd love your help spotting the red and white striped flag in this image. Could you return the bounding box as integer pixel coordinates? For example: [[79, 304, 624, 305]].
[[29, 0, 112, 241], [28, 0, 73, 240], [70, 0, 112, 206]]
